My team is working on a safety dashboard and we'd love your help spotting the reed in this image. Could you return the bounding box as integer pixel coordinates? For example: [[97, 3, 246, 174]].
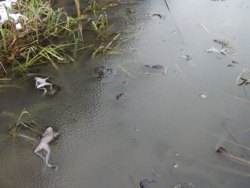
[[90, 13, 109, 38], [74, 0, 81, 17]]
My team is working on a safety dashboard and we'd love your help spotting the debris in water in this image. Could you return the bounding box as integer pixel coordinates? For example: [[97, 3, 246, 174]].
[[173, 184, 182, 188], [206, 46, 227, 55], [214, 39, 230, 48], [117, 65, 133, 78], [216, 146, 250, 166], [188, 182, 195, 187], [151, 65, 164, 69], [152, 13, 165, 19], [182, 55, 192, 61], [17, 133, 37, 142], [174, 64, 182, 73], [238, 77, 250, 86], [173, 163, 179, 168], [232, 60, 239, 64], [199, 23, 210, 33], [34, 127, 59, 169], [216, 146, 227, 153], [140, 179, 156, 188], [116, 92, 126, 100], [127, 8, 135, 14], [236, 68, 250, 86], [199, 93, 208, 99]]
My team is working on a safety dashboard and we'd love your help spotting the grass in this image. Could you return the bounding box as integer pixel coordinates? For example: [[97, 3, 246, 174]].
[[8, 109, 46, 137], [8, 109, 36, 137], [85, 0, 118, 15], [90, 13, 109, 38], [0, 0, 85, 78], [0, 0, 130, 79]]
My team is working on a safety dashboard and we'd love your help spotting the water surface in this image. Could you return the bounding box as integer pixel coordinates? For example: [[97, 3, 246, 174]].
[[1, 0, 250, 187]]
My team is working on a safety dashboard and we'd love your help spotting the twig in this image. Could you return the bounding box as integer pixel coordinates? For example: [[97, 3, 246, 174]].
[[20, 122, 43, 135], [163, 0, 185, 44], [164, 0, 171, 13], [199, 23, 210, 33], [222, 124, 250, 157], [216, 146, 250, 166], [0, 61, 7, 76], [226, 94, 250, 104], [242, 85, 250, 99], [203, 161, 250, 177], [203, 129, 250, 151], [103, 33, 120, 53], [236, 68, 250, 87], [17, 133, 37, 142], [117, 65, 133, 78]]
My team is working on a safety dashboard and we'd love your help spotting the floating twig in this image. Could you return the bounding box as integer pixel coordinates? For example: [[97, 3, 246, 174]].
[[238, 77, 250, 86], [17, 133, 37, 142], [0, 85, 23, 89], [226, 94, 250, 104], [117, 65, 133, 78], [235, 68, 250, 87], [222, 124, 250, 157], [203, 129, 250, 151], [199, 23, 210, 33], [19, 122, 43, 135], [216, 146, 250, 166]]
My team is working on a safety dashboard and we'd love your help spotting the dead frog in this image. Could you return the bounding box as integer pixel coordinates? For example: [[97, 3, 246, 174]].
[[34, 127, 59, 169], [34, 77, 60, 96]]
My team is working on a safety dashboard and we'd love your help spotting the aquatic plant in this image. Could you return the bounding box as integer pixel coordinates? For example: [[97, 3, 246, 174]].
[[0, 0, 85, 78], [90, 13, 109, 38], [89, 0, 98, 15], [84, 0, 118, 15], [8, 108, 44, 137], [9, 109, 31, 136], [92, 32, 136, 58]]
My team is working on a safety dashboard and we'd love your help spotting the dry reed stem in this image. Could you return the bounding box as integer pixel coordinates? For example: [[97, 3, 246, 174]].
[[74, 0, 81, 17], [216, 146, 250, 166], [203, 129, 250, 151]]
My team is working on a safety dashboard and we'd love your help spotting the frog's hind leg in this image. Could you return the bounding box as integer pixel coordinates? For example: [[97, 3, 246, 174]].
[[44, 144, 57, 169], [34, 144, 46, 162]]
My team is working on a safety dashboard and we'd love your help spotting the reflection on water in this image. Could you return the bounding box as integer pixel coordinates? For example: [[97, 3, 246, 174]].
[[1, 0, 250, 187]]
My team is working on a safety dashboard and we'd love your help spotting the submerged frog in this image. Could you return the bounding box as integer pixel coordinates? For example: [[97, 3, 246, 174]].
[[34, 77, 60, 96], [140, 179, 156, 188], [34, 127, 59, 169], [94, 66, 114, 79], [141, 64, 167, 75], [116, 92, 126, 100]]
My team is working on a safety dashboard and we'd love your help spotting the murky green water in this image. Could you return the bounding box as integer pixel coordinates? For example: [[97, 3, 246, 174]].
[[1, 0, 250, 187]]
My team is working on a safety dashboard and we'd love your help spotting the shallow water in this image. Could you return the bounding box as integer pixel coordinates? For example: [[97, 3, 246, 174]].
[[1, 0, 250, 187]]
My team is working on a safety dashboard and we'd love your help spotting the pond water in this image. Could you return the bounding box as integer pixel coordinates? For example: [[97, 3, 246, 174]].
[[1, 0, 250, 187]]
